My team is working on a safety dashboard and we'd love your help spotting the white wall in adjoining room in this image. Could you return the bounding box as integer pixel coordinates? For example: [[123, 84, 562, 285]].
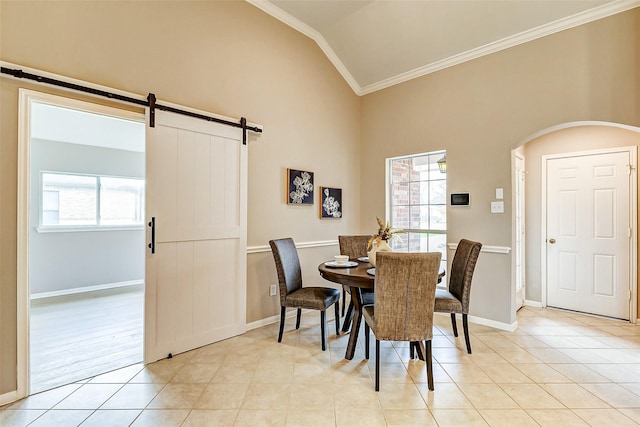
[[29, 139, 145, 295]]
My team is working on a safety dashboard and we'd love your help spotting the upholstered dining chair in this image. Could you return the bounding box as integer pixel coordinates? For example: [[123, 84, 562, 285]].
[[269, 238, 341, 351], [363, 251, 441, 391], [338, 235, 374, 323], [435, 239, 482, 354]]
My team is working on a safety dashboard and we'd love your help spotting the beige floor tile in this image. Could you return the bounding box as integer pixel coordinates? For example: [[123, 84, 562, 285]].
[[498, 349, 544, 364], [376, 383, 427, 409], [88, 364, 144, 384], [285, 409, 336, 427], [526, 409, 589, 426], [0, 409, 46, 427], [53, 384, 122, 410], [580, 383, 640, 408], [333, 383, 382, 411], [478, 364, 532, 384], [513, 363, 571, 383], [129, 360, 181, 384], [433, 348, 476, 364], [194, 382, 249, 409], [29, 409, 93, 426], [130, 409, 189, 427], [431, 409, 489, 427], [524, 347, 578, 363], [499, 384, 564, 409], [234, 409, 287, 427], [335, 408, 387, 427], [588, 363, 640, 382], [457, 383, 519, 409], [478, 409, 538, 427], [210, 364, 256, 383], [466, 349, 509, 366], [181, 409, 239, 427], [440, 363, 493, 383], [417, 383, 474, 409], [293, 362, 333, 384], [370, 362, 414, 384], [3, 384, 81, 410], [169, 363, 220, 384], [290, 383, 335, 409], [253, 361, 295, 383], [573, 408, 639, 426], [79, 409, 141, 426], [405, 360, 452, 383], [383, 408, 437, 426], [619, 408, 640, 423], [540, 383, 610, 409], [101, 383, 165, 409], [146, 383, 206, 409], [241, 383, 292, 410], [547, 364, 610, 383]]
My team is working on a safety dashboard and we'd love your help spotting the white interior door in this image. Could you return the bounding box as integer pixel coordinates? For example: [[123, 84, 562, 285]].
[[546, 150, 631, 320], [514, 153, 525, 310], [145, 109, 247, 363]]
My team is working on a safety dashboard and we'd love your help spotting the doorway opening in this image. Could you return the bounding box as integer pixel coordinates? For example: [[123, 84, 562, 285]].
[[21, 90, 145, 394]]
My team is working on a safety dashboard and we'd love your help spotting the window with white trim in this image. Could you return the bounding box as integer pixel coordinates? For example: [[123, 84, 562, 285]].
[[387, 151, 447, 270], [41, 172, 144, 227]]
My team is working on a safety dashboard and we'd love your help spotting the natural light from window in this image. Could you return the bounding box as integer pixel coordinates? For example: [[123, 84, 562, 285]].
[[387, 151, 447, 270], [41, 172, 144, 227]]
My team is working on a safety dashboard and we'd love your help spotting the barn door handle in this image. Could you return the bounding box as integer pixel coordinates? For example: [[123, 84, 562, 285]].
[[548, 238, 556, 244], [148, 217, 156, 254]]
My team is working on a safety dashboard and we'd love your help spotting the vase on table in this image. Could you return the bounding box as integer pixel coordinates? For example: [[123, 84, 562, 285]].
[[368, 239, 392, 267]]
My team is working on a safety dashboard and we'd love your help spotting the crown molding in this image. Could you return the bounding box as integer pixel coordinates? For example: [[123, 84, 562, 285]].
[[246, 0, 360, 94], [248, 0, 640, 96]]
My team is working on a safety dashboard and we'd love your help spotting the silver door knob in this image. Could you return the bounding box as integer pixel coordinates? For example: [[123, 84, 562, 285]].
[[548, 238, 556, 244]]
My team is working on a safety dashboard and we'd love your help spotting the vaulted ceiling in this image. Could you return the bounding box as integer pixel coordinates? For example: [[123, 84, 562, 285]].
[[248, 0, 639, 95]]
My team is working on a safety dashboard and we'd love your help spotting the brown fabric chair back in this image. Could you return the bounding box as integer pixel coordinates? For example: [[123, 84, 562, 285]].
[[373, 251, 441, 342], [448, 239, 482, 313], [338, 235, 372, 259], [269, 238, 303, 305]]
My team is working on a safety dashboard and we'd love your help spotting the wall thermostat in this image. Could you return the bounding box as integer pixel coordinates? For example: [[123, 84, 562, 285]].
[[450, 192, 470, 206]]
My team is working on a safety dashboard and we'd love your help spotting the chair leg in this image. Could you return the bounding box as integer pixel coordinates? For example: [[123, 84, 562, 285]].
[[463, 313, 472, 354], [320, 310, 327, 351], [296, 308, 302, 329], [425, 340, 434, 391], [334, 301, 341, 336], [409, 342, 415, 359], [277, 306, 286, 343], [364, 322, 370, 359], [375, 339, 380, 391], [450, 313, 458, 337]]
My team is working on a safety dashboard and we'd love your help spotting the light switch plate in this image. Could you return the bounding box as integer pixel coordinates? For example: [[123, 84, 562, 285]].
[[491, 201, 504, 213], [496, 188, 504, 200]]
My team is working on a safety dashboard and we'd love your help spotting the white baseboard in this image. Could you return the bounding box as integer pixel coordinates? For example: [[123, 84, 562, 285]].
[[524, 299, 543, 308], [0, 389, 20, 407], [30, 280, 143, 300], [435, 312, 518, 332]]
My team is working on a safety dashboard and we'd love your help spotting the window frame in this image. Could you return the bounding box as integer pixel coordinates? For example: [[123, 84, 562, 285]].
[[385, 150, 447, 270], [37, 170, 145, 233]]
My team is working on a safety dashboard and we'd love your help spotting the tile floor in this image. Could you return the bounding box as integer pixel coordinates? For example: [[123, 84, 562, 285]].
[[1, 307, 640, 426]]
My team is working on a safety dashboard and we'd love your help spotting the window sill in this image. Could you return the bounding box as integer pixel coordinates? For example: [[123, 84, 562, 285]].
[[36, 225, 145, 233]]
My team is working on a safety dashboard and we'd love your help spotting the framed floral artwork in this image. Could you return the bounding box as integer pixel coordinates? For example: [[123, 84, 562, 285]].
[[287, 169, 314, 205], [320, 187, 342, 219]]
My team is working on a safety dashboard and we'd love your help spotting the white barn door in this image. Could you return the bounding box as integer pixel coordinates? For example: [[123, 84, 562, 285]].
[[546, 150, 631, 320], [145, 109, 247, 363]]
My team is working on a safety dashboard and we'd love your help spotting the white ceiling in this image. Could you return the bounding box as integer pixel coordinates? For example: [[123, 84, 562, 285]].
[[31, 102, 145, 152], [248, 0, 639, 95]]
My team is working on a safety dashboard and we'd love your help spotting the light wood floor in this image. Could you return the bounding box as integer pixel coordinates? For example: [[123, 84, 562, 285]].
[[30, 284, 144, 394]]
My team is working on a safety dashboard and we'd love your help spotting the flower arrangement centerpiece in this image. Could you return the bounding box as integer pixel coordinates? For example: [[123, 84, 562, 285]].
[[368, 216, 403, 250]]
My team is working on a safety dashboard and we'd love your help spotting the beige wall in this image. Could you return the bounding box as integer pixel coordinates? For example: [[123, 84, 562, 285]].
[[0, 0, 360, 396], [1, 0, 639, 399], [361, 9, 639, 326], [522, 125, 640, 310]]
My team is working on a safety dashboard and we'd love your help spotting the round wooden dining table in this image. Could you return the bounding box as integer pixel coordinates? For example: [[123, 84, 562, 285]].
[[319, 259, 445, 360]]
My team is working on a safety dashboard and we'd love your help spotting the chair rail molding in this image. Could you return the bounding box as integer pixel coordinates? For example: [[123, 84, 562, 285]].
[[447, 243, 511, 254], [248, 240, 337, 254]]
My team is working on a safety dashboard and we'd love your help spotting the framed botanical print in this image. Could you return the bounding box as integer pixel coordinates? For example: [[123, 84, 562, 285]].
[[320, 187, 342, 219], [287, 169, 314, 205]]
